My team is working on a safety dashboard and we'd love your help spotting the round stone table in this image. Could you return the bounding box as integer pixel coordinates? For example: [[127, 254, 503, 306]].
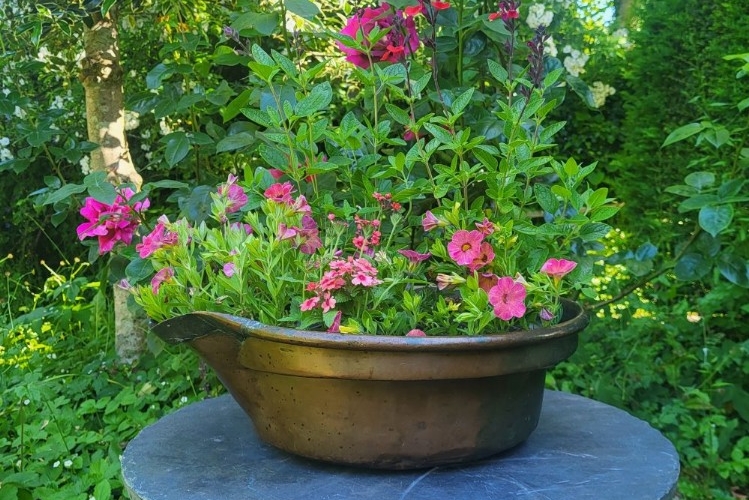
[[122, 390, 679, 500]]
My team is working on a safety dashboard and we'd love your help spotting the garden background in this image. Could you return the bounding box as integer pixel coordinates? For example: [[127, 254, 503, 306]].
[[1, 0, 748, 498]]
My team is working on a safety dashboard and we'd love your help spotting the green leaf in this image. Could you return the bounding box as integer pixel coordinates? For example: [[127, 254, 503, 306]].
[[634, 242, 658, 261], [718, 254, 749, 288], [100, 0, 117, 16], [589, 205, 620, 222], [684, 171, 715, 190], [93, 479, 112, 500], [221, 88, 253, 122], [565, 75, 595, 108], [664, 184, 698, 197], [42, 183, 87, 206], [486, 59, 508, 83], [662, 122, 704, 147], [699, 204, 733, 237], [216, 133, 255, 152], [578, 222, 611, 242], [423, 123, 453, 144], [534, 184, 558, 215], [674, 253, 710, 281], [146, 63, 173, 89], [450, 88, 474, 115], [251, 44, 276, 66], [295, 82, 333, 117], [385, 103, 410, 126], [285, 0, 320, 19], [164, 132, 190, 166], [678, 194, 719, 212]]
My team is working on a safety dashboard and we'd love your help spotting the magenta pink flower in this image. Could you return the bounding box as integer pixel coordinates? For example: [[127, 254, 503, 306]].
[[539, 308, 555, 321], [338, 4, 420, 69], [475, 218, 494, 236], [230, 222, 253, 235], [218, 174, 247, 213], [223, 262, 236, 277], [540, 258, 577, 279], [264, 182, 295, 204], [421, 211, 441, 231], [487, 277, 527, 321], [300, 296, 321, 311], [321, 292, 337, 313], [468, 242, 495, 272], [406, 329, 427, 337], [136, 216, 178, 258], [398, 249, 431, 263], [77, 189, 149, 254], [151, 267, 174, 295], [447, 230, 484, 266], [327, 310, 342, 333]]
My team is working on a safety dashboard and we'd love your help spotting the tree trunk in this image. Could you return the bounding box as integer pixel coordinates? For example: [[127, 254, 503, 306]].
[[81, 14, 148, 363]]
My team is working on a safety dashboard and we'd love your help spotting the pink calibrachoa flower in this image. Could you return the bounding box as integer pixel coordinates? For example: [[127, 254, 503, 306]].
[[406, 328, 427, 337], [478, 272, 499, 293], [264, 182, 295, 205], [540, 258, 577, 279], [338, 3, 420, 69], [223, 262, 236, 277], [487, 277, 527, 321], [300, 296, 321, 311], [398, 249, 431, 263], [217, 174, 248, 213], [327, 310, 342, 333], [447, 230, 484, 266], [468, 242, 495, 272], [475, 218, 495, 236], [539, 308, 555, 322], [151, 267, 174, 295], [321, 292, 337, 313], [229, 222, 253, 235], [421, 210, 443, 231], [136, 216, 178, 258], [77, 188, 149, 254], [435, 273, 466, 290]]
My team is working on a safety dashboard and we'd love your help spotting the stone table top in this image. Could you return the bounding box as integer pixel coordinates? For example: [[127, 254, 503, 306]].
[[121, 390, 679, 500]]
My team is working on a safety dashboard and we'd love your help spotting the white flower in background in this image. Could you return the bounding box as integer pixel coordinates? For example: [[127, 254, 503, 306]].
[[36, 46, 51, 63], [13, 106, 26, 119], [141, 143, 151, 151], [612, 27, 632, 49], [590, 81, 616, 108], [80, 155, 91, 175], [0, 137, 9, 147], [563, 49, 589, 77], [2, 88, 9, 96], [544, 36, 558, 58], [124, 110, 140, 131], [0, 147, 13, 162], [50, 95, 65, 110], [562, 44, 573, 54], [527, 3, 554, 29], [159, 118, 173, 136]]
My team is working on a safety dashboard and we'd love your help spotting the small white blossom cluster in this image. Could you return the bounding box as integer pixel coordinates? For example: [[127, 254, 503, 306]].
[[612, 28, 632, 49], [544, 36, 558, 58], [590, 81, 616, 108], [125, 110, 141, 131], [562, 45, 589, 77], [0, 136, 12, 162], [80, 155, 91, 175], [527, 3, 554, 29]]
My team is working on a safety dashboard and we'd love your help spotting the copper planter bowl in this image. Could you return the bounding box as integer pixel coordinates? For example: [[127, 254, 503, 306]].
[[152, 300, 588, 469]]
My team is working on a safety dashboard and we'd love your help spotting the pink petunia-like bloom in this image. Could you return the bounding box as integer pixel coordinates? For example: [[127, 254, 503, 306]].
[[327, 310, 342, 333], [136, 216, 178, 258], [406, 328, 427, 337], [447, 230, 484, 266], [217, 174, 248, 213], [475, 217, 495, 236], [539, 308, 555, 321], [338, 3, 420, 69], [77, 188, 149, 254], [487, 277, 527, 321], [478, 272, 499, 293], [264, 182, 295, 205], [223, 262, 236, 278], [151, 267, 174, 295], [540, 258, 577, 279], [229, 221, 253, 235], [421, 210, 442, 231], [321, 292, 337, 313], [398, 249, 431, 263], [300, 295, 321, 311], [468, 241, 495, 272]]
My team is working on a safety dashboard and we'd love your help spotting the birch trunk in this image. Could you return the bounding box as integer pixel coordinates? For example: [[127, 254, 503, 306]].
[[81, 14, 147, 363]]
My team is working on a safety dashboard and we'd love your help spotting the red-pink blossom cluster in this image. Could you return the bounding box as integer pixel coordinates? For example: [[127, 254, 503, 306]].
[[446, 229, 495, 272], [372, 192, 402, 212], [77, 188, 149, 254], [136, 215, 178, 258], [300, 257, 382, 314], [266, 182, 319, 254], [352, 215, 381, 255]]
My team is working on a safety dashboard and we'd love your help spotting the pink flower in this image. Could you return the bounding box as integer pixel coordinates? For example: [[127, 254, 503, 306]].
[[351, 272, 379, 287], [218, 174, 247, 213], [539, 308, 555, 321], [468, 242, 495, 272], [447, 230, 484, 266], [540, 258, 577, 279], [487, 277, 527, 321], [398, 249, 431, 263], [136, 216, 178, 258], [300, 295, 321, 311], [321, 292, 337, 313], [77, 189, 148, 254], [264, 182, 294, 204], [338, 4, 420, 69], [151, 267, 174, 295], [406, 329, 427, 337], [230, 222, 253, 235], [475, 218, 494, 236], [478, 272, 499, 293], [223, 262, 236, 277], [268, 169, 284, 180], [421, 211, 441, 231]]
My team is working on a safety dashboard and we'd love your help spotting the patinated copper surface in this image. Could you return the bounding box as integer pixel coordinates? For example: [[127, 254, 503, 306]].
[[152, 301, 588, 469]]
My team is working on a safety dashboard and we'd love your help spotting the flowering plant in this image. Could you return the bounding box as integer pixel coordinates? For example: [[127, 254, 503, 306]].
[[77, 1, 616, 336]]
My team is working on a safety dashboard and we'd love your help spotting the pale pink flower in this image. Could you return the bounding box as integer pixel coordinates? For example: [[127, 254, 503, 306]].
[[406, 329, 427, 337], [398, 249, 431, 263], [321, 292, 337, 313], [468, 242, 495, 272], [478, 272, 499, 293], [151, 267, 174, 295], [300, 296, 321, 311], [539, 308, 555, 321], [223, 262, 236, 277], [447, 230, 484, 266], [218, 174, 248, 213], [475, 218, 494, 236], [229, 222, 253, 235], [487, 277, 527, 321], [540, 258, 577, 279], [435, 273, 465, 290], [421, 211, 441, 231], [351, 272, 380, 287]]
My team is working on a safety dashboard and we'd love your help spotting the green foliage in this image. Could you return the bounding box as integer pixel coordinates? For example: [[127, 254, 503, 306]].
[[0, 261, 221, 499]]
